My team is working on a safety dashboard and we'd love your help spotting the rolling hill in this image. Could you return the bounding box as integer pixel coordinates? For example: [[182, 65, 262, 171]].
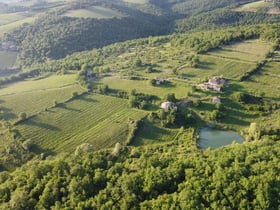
[[0, 0, 279, 209]]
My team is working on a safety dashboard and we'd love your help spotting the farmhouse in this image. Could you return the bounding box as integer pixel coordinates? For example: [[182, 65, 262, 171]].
[[155, 78, 165, 85], [199, 77, 228, 92], [160, 101, 177, 111]]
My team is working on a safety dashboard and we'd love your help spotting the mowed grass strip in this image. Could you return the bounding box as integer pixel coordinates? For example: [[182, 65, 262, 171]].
[[63, 6, 125, 19], [1, 84, 85, 120], [16, 94, 147, 153]]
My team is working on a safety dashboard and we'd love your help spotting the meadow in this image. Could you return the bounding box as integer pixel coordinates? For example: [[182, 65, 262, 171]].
[[63, 6, 125, 19], [16, 94, 147, 154]]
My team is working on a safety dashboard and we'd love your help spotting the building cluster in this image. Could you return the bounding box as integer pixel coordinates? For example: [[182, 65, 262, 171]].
[[198, 77, 227, 92]]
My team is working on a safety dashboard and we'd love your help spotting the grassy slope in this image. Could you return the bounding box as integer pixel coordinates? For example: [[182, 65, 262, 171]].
[[0, 73, 85, 121], [235, 0, 278, 13], [0, 16, 35, 37]]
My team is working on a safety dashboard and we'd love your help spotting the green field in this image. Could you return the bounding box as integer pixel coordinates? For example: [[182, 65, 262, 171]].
[[240, 61, 280, 98], [0, 73, 79, 95], [0, 73, 85, 121], [16, 94, 147, 154], [96, 77, 191, 99], [235, 0, 280, 13], [63, 6, 125, 19], [0, 50, 17, 69], [207, 40, 271, 62], [0, 13, 31, 26], [132, 119, 179, 146]]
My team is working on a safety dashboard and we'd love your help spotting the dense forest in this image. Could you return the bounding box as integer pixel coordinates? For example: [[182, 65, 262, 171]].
[[0, 139, 280, 209]]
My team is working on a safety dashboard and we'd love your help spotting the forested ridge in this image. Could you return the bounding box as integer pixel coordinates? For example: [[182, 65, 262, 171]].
[[0, 139, 280, 209], [2, 0, 280, 67]]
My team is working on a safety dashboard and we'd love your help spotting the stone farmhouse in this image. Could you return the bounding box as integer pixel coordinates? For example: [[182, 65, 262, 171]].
[[198, 77, 228, 92]]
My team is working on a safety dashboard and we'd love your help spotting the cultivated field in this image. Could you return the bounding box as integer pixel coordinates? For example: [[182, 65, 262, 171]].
[[207, 40, 272, 63], [63, 6, 125, 19], [0, 73, 85, 121], [16, 94, 147, 154], [240, 61, 280, 98]]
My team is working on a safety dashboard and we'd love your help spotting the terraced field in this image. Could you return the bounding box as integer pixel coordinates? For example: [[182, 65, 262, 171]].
[[16, 94, 147, 154]]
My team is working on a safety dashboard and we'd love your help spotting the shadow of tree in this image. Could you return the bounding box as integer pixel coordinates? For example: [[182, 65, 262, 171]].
[[26, 119, 61, 131]]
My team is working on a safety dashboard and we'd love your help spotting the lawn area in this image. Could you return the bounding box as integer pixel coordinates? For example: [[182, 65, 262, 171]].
[[16, 94, 147, 154], [0, 50, 17, 69], [63, 6, 125, 19]]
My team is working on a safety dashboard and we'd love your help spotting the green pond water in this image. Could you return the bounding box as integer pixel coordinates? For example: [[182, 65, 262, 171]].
[[198, 127, 244, 149]]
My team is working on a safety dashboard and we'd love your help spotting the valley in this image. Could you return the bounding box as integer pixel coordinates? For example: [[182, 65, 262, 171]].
[[0, 0, 279, 209]]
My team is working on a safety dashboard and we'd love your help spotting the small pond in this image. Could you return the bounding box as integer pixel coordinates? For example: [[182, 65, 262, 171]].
[[198, 127, 244, 149]]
